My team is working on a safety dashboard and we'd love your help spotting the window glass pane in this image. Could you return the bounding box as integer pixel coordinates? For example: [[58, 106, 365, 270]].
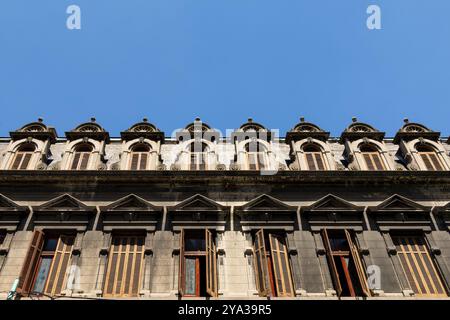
[[184, 230, 206, 251], [185, 257, 197, 295], [33, 256, 53, 293], [329, 232, 349, 251], [43, 238, 58, 251]]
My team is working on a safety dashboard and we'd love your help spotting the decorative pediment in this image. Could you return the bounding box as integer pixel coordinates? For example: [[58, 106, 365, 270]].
[[169, 194, 225, 212], [65, 118, 110, 142], [340, 117, 385, 143], [368, 194, 429, 212], [237, 194, 295, 212], [393, 119, 440, 143], [231, 118, 271, 141], [10, 118, 57, 142], [120, 118, 164, 142], [34, 194, 94, 212], [286, 117, 330, 143], [302, 194, 363, 212], [0, 194, 27, 212], [101, 194, 161, 212]]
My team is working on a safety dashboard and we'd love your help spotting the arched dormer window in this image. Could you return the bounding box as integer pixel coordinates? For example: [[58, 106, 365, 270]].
[[360, 144, 385, 171], [189, 142, 209, 170], [244, 142, 268, 170], [71, 144, 93, 170], [10, 143, 36, 170], [302, 144, 326, 171], [129, 143, 151, 170], [416, 145, 444, 171]]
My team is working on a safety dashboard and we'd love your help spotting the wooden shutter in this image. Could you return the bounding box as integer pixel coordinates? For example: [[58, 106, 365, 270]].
[[10, 153, 24, 170], [70, 153, 81, 170], [372, 153, 384, 170], [428, 153, 444, 171], [345, 230, 371, 297], [253, 229, 269, 296], [314, 153, 325, 170], [178, 229, 185, 296], [79, 153, 90, 170], [363, 153, 375, 170], [322, 229, 342, 296], [130, 153, 139, 170], [305, 153, 316, 170], [17, 230, 45, 295], [420, 153, 435, 171], [139, 153, 148, 170], [205, 229, 218, 297], [103, 235, 145, 297], [19, 153, 32, 170], [44, 235, 75, 296], [268, 234, 294, 297]]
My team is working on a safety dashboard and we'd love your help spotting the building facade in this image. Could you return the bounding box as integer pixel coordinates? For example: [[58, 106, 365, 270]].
[[0, 117, 450, 299]]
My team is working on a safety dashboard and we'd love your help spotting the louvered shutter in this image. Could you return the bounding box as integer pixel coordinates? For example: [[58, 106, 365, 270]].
[[17, 230, 45, 295]]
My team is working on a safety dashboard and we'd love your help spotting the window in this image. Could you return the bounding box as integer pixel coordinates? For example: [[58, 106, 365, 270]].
[[18, 231, 75, 296], [360, 144, 385, 171], [10, 143, 35, 170], [253, 229, 294, 297], [245, 142, 267, 170], [392, 234, 447, 297], [70, 144, 93, 170], [189, 142, 208, 170], [322, 229, 370, 297], [416, 145, 444, 171], [103, 235, 145, 297], [129, 144, 150, 170], [179, 229, 217, 297], [303, 144, 326, 171]]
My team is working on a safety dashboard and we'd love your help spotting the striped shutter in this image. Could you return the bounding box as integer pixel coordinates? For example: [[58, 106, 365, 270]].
[[305, 153, 316, 170], [10, 153, 24, 170], [179, 229, 185, 296], [130, 153, 139, 170], [428, 153, 444, 171], [363, 153, 375, 170], [17, 230, 45, 295], [44, 235, 75, 295], [345, 230, 370, 296], [71, 153, 81, 170], [79, 153, 90, 170], [19, 153, 32, 170], [268, 234, 294, 297], [205, 229, 218, 297], [253, 229, 270, 296], [139, 153, 148, 170], [322, 229, 342, 296], [314, 153, 325, 170]]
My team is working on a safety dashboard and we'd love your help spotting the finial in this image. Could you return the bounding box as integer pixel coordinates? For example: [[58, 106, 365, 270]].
[[143, 117, 148, 122], [195, 117, 201, 122], [300, 117, 305, 123], [403, 118, 409, 124], [38, 117, 43, 123], [352, 117, 357, 123], [248, 118, 253, 123], [90, 117, 96, 123]]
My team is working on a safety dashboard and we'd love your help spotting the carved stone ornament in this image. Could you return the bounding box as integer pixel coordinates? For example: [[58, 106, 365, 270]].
[[97, 163, 107, 171], [216, 164, 226, 171], [157, 163, 167, 171], [48, 161, 61, 170], [110, 162, 121, 171], [35, 162, 48, 170], [229, 163, 240, 171], [288, 163, 299, 171], [170, 164, 181, 171]]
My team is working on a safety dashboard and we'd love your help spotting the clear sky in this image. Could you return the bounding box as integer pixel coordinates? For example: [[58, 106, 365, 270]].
[[1, 1, 449, 137]]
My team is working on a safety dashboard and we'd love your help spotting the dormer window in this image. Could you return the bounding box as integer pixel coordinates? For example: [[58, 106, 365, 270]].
[[129, 143, 151, 170], [190, 142, 208, 170], [416, 145, 444, 171], [10, 143, 36, 170], [245, 142, 267, 170], [71, 144, 93, 170], [360, 144, 385, 171], [303, 144, 326, 171]]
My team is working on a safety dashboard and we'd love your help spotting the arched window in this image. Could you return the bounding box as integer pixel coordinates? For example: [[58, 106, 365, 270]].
[[71, 144, 93, 170], [303, 144, 326, 171], [129, 143, 151, 170], [360, 144, 385, 171], [190, 142, 208, 170], [245, 142, 267, 170], [10, 143, 36, 170], [416, 145, 444, 171]]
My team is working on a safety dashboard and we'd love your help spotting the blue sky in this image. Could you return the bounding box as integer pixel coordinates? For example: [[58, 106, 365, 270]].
[[1, 1, 449, 137]]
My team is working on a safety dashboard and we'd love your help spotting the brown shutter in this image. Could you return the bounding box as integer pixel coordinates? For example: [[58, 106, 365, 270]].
[[19, 153, 32, 170], [10, 153, 24, 170], [322, 229, 342, 296], [17, 230, 45, 295], [305, 153, 316, 170], [372, 153, 384, 171], [253, 229, 270, 296], [178, 229, 185, 296], [71, 153, 81, 170], [79, 153, 90, 170], [130, 153, 139, 170], [314, 153, 325, 171], [345, 230, 371, 297], [428, 153, 444, 171], [205, 229, 218, 297], [363, 153, 375, 170], [44, 235, 75, 296], [269, 234, 294, 297], [420, 154, 434, 171], [139, 153, 148, 170]]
